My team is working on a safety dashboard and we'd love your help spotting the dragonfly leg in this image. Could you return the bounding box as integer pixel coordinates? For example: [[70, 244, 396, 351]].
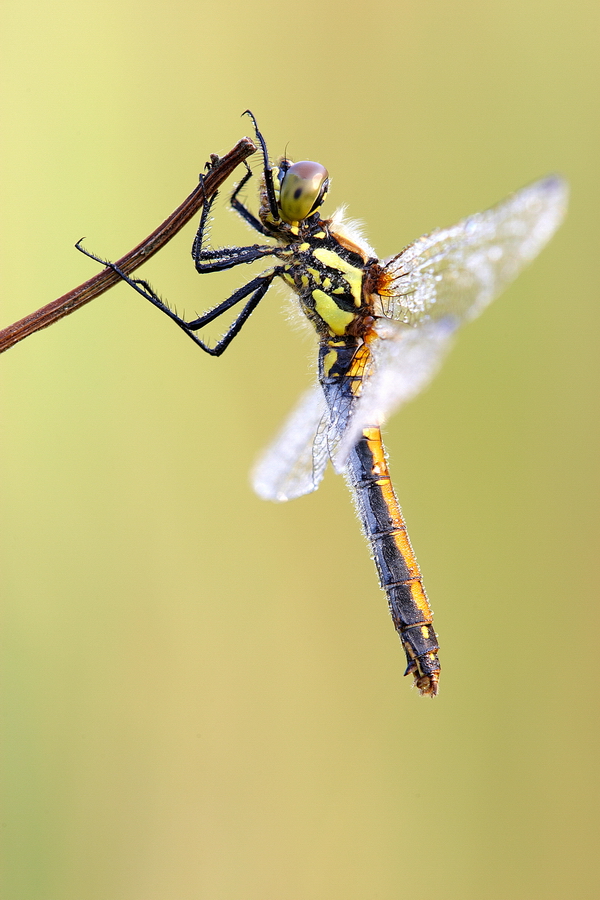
[[183, 269, 281, 354], [229, 161, 270, 235], [75, 241, 281, 354], [242, 110, 278, 220], [191, 171, 275, 273]]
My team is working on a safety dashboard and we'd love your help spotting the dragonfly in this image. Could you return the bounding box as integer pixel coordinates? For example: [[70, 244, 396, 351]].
[[78, 112, 568, 696]]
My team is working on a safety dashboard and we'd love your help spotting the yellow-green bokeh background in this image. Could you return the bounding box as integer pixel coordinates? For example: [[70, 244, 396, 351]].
[[1, 1, 599, 897]]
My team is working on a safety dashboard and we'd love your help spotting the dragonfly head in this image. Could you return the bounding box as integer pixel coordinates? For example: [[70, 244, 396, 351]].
[[277, 160, 330, 224], [243, 112, 329, 227]]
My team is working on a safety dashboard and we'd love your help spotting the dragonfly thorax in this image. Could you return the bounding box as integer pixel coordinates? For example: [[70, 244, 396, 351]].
[[278, 230, 375, 339]]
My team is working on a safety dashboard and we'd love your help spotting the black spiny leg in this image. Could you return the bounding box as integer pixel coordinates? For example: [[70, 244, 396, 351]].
[[230, 162, 271, 236], [76, 129, 282, 355], [242, 110, 279, 221], [191, 172, 274, 272], [181, 268, 282, 355], [75, 241, 282, 355]]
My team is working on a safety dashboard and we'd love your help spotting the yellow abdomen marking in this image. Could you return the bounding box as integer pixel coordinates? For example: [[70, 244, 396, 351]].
[[362, 426, 432, 621], [322, 349, 338, 376]]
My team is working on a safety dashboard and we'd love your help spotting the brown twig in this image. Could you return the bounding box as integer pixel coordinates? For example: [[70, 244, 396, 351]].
[[0, 136, 257, 354]]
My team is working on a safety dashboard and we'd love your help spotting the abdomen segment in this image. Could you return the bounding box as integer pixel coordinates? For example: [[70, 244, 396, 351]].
[[344, 426, 440, 696]]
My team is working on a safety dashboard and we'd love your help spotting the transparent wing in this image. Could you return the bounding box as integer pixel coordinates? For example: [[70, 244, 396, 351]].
[[255, 176, 568, 492], [336, 176, 568, 463], [334, 317, 458, 465], [252, 386, 329, 502], [375, 175, 568, 326]]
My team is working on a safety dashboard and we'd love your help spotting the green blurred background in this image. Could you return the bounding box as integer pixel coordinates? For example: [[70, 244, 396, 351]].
[[1, 1, 598, 897]]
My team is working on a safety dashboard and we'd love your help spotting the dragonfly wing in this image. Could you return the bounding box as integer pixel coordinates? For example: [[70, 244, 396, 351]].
[[333, 176, 567, 465], [256, 178, 568, 489], [322, 373, 360, 467], [376, 175, 568, 326], [334, 317, 458, 466], [252, 385, 330, 502]]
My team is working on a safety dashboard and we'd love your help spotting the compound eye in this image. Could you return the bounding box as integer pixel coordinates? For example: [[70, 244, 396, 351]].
[[279, 160, 329, 223]]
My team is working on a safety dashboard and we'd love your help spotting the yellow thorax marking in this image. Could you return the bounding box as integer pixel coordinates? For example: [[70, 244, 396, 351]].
[[312, 289, 355, 335], [312, 248, 364, 307]]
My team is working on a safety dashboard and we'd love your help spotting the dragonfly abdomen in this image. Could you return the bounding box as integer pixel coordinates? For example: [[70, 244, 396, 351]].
[[344, 426, 440, 696]]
